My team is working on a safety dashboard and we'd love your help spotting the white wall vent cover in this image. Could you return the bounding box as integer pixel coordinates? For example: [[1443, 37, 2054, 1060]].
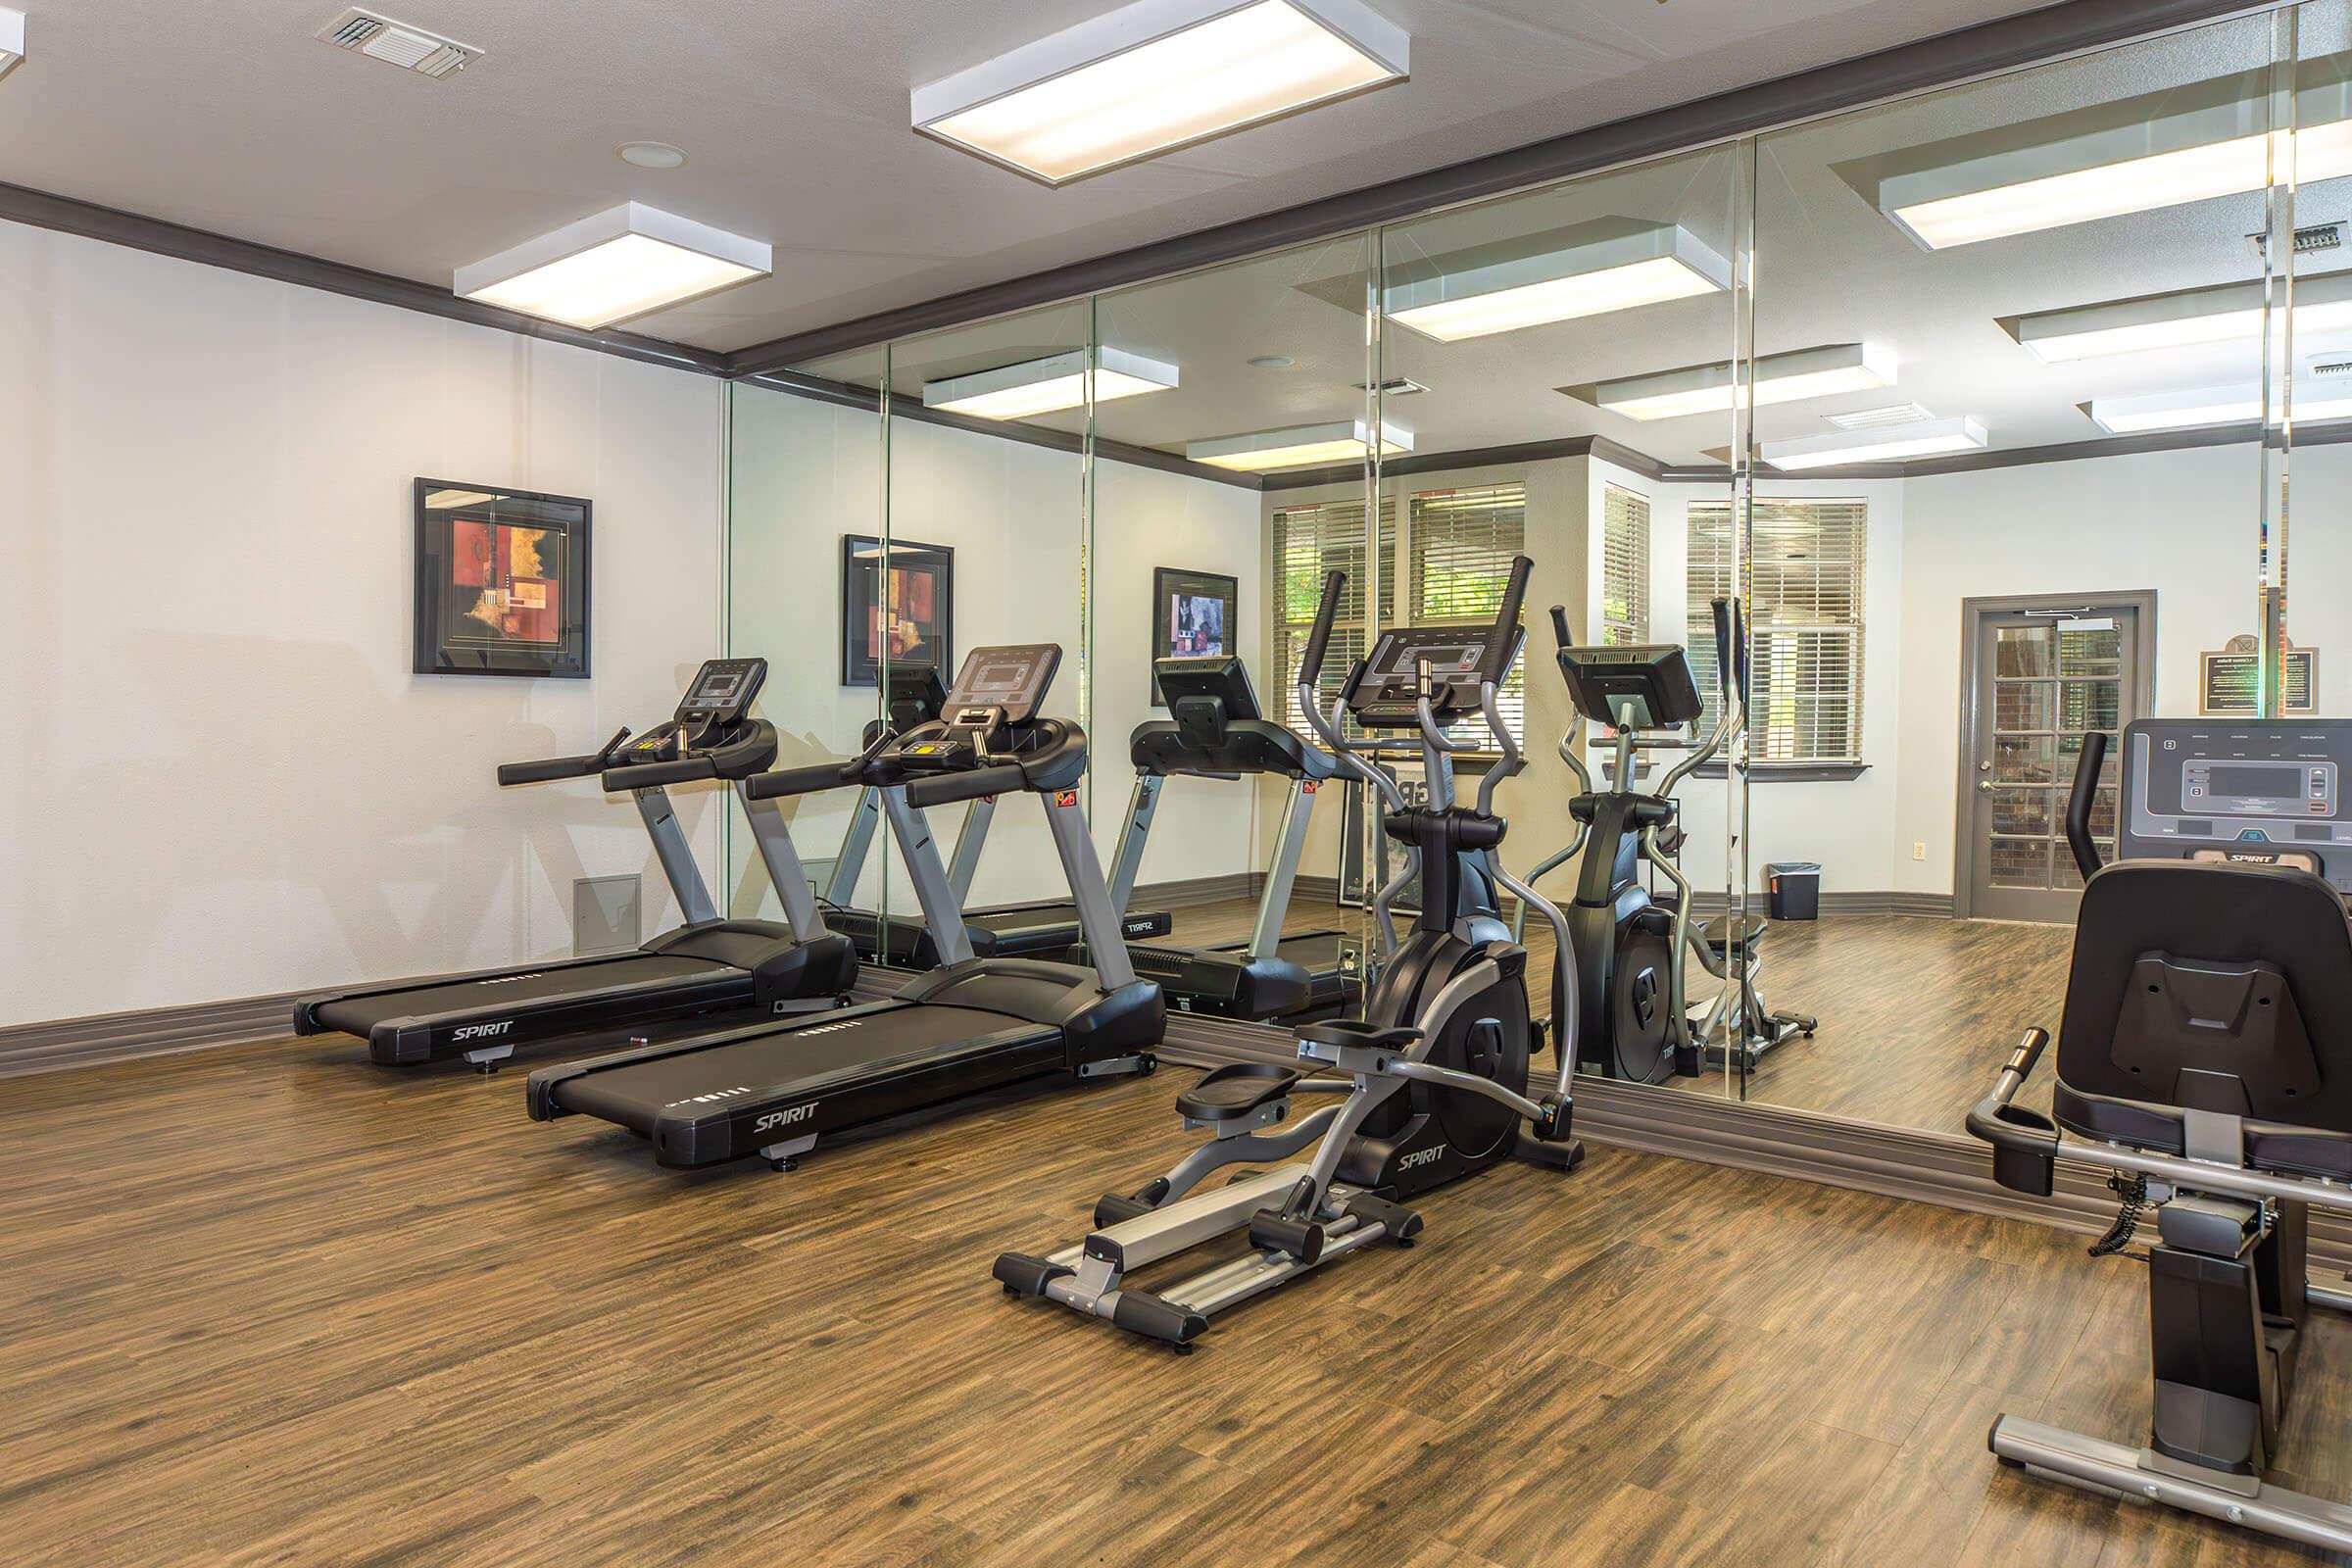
[[317, 8, 478, 77], [1825, 402, 1934, 430]]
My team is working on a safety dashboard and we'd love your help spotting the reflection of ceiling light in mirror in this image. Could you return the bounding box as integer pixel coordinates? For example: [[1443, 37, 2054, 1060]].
[[1875, 74, 2352, 248], [1187, 418, 1412, 470], [1763, 416, 1986, 470], [455, 204, 771, 328], [423, 488, 503, 510], [0, 8, 23, 79], [921, 348, 1180, 419], [2087, 382, 2352, 434], [911, 0, 1408, 185], [2010, 270, 2352, 362], [1385, 223, 1730, 342], [1589, 343, 1895, 420], [1825, 402, 1934, 430]]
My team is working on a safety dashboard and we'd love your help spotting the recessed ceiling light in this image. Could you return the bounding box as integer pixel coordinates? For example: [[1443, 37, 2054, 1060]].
[[1762, 416, 1987, 470], [912, 0, 1408, 185], [2086, 382, 2352, 434], [0, 7, 24, 79], [1187, 418, 1412, 471], [2008, 270, 2352, 363], [618, 141, 688, 170], [1871, 74, 2352, 249], [921, 348, 1180, 420], [1249, 355, 1297, 368], [454, 203, 772, 329], [1384, 222, 1730, 343], [1581, 343, 1895, 421]]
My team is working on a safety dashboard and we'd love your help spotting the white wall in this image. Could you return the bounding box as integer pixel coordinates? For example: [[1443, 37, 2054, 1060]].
[[0, 220, 726, 1028], [1892, 443, 2269, 898], [722, 389, 1266, 920]]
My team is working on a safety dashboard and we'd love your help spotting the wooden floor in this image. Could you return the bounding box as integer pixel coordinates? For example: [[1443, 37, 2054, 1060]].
[[4, 1013, 2348, 1565], [1161, 896, 2076, 1134]]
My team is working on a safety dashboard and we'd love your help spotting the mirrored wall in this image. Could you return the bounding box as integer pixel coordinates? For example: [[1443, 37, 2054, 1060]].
[[720, 0, 2346, 1142]]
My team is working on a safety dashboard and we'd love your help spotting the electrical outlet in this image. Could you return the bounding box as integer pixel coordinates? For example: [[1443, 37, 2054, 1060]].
[[1912, 841, 1927, 860]]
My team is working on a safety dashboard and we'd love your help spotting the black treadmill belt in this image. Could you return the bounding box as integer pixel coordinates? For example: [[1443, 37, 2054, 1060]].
[[307, 954, 728, 1034], [1201, 930, 1356, 971], [548, 1004, 1046, 1132]]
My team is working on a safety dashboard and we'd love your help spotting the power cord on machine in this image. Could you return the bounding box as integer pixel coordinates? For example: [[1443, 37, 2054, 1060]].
[[2088, 1172, 2149, 1257]]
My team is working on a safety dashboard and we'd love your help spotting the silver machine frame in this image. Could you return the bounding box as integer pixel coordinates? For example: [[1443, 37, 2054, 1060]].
[[1102, 767, 1323, 965], [1004, 580, 1579, 1346], [1972, 1040, 2352, 1553], [822, 782, 994, 913]]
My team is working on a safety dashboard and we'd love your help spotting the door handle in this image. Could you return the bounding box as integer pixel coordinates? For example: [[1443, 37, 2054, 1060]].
[[1979, 780, 1995, 793]]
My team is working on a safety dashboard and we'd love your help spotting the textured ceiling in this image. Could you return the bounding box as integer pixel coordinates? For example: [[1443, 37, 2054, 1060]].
[[0, 0, 2051, 352]]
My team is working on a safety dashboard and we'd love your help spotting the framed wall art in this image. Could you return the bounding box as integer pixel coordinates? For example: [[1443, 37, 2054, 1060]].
[[413, 479, 591, 679]]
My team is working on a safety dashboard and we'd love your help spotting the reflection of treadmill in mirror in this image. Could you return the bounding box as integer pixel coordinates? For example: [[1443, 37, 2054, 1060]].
[[823, 662, 1171, 970], [1090, 656, 1361, 1020]]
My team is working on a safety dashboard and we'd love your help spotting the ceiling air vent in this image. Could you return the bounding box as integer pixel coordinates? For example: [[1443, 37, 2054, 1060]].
[[2246, 221, 2343, 257], [1825, 402, 1933, 431], [317, 8, 478, 77], [2313, 360, 2352, 378]]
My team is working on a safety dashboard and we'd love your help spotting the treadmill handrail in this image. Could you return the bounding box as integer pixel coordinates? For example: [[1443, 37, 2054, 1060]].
[[498, 726, 631, 785], [907, 762, 1030, 808], [602, 754, 719, 790]]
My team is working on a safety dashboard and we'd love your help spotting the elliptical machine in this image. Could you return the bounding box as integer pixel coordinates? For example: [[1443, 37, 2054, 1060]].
[[1531, 598, 1813, 1083], [994, 558, 1583, 1349]]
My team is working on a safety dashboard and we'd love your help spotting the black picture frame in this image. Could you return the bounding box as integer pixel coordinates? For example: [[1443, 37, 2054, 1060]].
[[412, 479, 591, 679], [841, 535, 955, 687], [1151, 566, 1240, 706]]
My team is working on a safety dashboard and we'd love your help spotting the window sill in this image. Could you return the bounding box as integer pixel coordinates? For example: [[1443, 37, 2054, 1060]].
[[1690, 763, 1870, 783]]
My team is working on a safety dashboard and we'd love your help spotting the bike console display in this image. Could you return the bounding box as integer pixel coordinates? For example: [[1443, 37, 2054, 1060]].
[[1348, 626, 1524, 729], [2120, 718, 2352, 894], [1556, 645, 1703, 733]]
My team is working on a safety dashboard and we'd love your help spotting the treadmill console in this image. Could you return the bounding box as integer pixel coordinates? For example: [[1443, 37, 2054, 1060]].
[[1348, 625, 1525, 729], [882, 662, 949, 733], [943, 644, 1061, 726], [2120, 718, 2352, 895], [1556, 644, 1704, 733], [674, 658, 767, 723]]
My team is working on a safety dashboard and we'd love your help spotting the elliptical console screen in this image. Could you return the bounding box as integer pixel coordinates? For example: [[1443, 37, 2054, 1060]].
[[1350, 626, 1522, 727], [2120, 718, 2352, 894], [944, 644, 1061, 722], [676, 658, 766, 721]]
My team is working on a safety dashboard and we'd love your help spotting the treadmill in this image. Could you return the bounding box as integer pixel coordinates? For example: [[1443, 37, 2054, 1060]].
[[295, 659, 857, 1069], [1093, 655, 1362, 1021], [525, 643, 1164, 1171], [820, 665, 1173, 969]]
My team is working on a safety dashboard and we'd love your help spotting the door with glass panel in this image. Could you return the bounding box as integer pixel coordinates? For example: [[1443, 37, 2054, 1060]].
[[1962, 596, 2147, 922]]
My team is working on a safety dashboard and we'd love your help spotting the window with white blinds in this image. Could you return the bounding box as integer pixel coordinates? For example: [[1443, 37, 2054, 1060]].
[[1270, 497, 1395, 735], [1600, 484, 1651, 647], [1406, 484, 1527, 750], [1687, 497, 1867, 765]]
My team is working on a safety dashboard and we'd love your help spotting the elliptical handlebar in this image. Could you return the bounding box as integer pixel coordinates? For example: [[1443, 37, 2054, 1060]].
[[1298, 570, 1345, 690], [2065, 730, 2108, 880], [1547, 605, 1592, 795]]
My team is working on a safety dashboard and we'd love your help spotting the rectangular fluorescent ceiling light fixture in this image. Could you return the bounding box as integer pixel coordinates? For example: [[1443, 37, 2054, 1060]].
[[0, 7, 22, 79], [2088, 382, 2352, 434], [921, 348, 1179, 419], [1187, 418, 1412, 471], [1589, 343, 1895, 421], [1385, 223, 1731, 343], [911, 0, 1407, 185], [454, 203, 771, 329], [1763, 416, 1986, 470], [1874, 73, 2352, 249], [2011, 270, 2352, 363]]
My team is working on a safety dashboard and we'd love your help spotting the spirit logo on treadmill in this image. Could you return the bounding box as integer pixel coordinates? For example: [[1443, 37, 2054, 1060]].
[[1396, 1144, 1446, 1172], [753, 1102, 817, 1134], [453, 1021, 513, 1042], [1054, 789, 1079, 808]]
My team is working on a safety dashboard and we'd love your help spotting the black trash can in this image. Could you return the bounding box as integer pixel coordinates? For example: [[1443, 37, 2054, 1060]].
[[1766, 862, 1821, 921]]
